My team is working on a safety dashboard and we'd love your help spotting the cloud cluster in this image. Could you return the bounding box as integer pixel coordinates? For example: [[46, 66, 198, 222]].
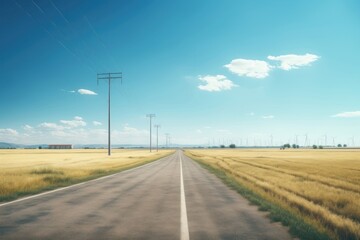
[[198, 53, 320, 92], [198, 75, 237, 92], [224, 53, 320, 80], [224, 59, 271, 79], [332, 111, 360, 118], [268, 54, 320, 70], [39, 122, 67, 131], [0, 128, 18, 136], [0, 118, 149, 145], [60, 116, 86, 128]]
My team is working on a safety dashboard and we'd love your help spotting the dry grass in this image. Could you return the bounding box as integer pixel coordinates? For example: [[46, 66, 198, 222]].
[[0, 149, 174, 202], [185, 148, 360, 240]]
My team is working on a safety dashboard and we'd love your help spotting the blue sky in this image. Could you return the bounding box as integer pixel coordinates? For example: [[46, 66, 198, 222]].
[[1, 0, 360, 146]]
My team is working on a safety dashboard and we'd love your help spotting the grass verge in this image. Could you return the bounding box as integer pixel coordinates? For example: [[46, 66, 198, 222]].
[[187, 154, 331, 240]]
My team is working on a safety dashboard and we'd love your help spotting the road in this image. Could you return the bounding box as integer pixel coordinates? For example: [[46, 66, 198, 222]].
[[0, 150, 293, 240]]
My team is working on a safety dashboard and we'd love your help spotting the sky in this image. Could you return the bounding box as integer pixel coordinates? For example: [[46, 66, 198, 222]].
[[1, 0, 360, 146]]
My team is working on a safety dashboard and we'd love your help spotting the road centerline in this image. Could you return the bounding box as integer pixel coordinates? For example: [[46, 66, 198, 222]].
[[180, 151, 190, 240]]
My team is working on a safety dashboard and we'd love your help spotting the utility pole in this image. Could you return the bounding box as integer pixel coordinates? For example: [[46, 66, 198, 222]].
[[146, 114, 156, 152], [97, 72, 122, 156], [154, 124, 161, 152]]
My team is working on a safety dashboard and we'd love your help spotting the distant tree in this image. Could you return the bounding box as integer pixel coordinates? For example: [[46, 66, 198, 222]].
[[313, 145, 318, 149], [229, 144, 236, 148], [337, 144, 342, 147], [292, 144, 297, 149], [283, 143, 290, 148], [296, 145, 300, 148], [220, 145, 225, 148], [319, 145, 323, 149], [38, 146, 42, 149], [344, 144, 347, 147]]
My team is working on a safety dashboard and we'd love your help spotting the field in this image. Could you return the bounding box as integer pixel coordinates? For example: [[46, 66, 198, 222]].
[[0, 149, 174, 202], [185, 149, 360, 240]]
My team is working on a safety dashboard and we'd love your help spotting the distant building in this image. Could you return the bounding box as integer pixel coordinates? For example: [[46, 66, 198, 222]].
[[48, 144, 72, 149]]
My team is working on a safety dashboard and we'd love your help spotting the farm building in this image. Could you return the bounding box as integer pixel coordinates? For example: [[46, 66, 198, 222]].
[[48, 144, 72, 149]]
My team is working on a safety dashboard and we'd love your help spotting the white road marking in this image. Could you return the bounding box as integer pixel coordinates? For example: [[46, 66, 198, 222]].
[[0, 155, 170, 208], [180, 152, 190, 240]]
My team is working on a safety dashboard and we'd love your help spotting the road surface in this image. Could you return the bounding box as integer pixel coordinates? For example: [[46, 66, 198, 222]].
[[0, 150, 293, 239]]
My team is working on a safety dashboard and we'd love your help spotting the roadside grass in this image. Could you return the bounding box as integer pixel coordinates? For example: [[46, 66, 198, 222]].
[[185, 149, 360, 240], [191, 158, 329, 240], [0, 149, 174, 202]]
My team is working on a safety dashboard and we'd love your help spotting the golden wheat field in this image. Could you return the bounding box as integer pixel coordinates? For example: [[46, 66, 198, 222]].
[[0, 149, 173, 202], [185, 148, 360, 240]]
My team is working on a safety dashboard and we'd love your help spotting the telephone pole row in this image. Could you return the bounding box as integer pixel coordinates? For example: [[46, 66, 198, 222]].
[[154, 124, 161, 152], [146, 114, 156, 152]]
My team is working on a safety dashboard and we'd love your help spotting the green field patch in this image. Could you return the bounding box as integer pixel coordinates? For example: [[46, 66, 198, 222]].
[[31, 168, 64, 175]]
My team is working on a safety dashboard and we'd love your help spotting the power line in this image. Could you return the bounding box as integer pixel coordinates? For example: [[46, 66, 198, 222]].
[[49, 0, 70, 24], [14, 0, 98, 74], [146, 114, 156, 152], [97, 72, 122, 156], [83, 15, 119, 71], [47, 1, 107, 72], [31, 0, 44, 14]]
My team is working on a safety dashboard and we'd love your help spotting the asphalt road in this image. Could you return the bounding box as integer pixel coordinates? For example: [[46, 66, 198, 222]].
[[0, 150, 293, 240]]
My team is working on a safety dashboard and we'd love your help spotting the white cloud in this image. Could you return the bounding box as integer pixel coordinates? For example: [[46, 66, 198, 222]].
[[0, 128, 18, 136], [23, 125, 33, 131], [249, 112, 255, 116], [39, 122, 65, 130], [39, 117, 86, 131], [332, 111, 360, 118], [224, 59, 271, 79], [2, 120, 152, 145], [78, 89, 97, 95], [196, 129, 203, 134], [262, 115, 274, 119], [198, 75, 237, 92], [60, 116, 86, 128], [0, 128, 19, 142], [93, 121, 102, 126], [267, 53, 320, 70]]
